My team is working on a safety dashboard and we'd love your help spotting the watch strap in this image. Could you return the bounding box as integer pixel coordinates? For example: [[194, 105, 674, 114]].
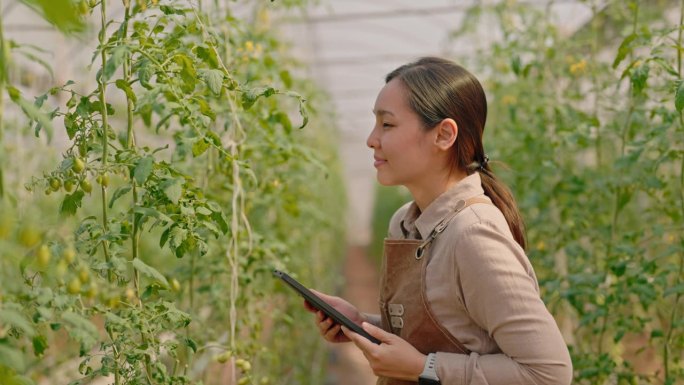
[[418, 353, 440, 384]]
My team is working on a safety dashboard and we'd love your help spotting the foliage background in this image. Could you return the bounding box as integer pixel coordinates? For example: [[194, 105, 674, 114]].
[[0, 1, 345, 384]]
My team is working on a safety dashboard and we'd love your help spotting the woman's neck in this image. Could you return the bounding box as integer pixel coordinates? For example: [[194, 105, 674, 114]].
[[408, 169, 468, 212]]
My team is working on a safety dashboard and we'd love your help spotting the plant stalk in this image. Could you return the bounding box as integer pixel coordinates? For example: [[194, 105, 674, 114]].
[[0, 0, 6, 200], [121, 0, 141, 301], [98, 0, 112, 281]]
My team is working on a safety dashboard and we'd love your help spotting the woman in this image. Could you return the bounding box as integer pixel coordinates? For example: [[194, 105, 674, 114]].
[[307, 57, 573, 385]]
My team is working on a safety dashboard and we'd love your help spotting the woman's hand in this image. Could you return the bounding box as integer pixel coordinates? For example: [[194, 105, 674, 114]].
[[304, 289, 364, 343], [342, 322, 426, 381]]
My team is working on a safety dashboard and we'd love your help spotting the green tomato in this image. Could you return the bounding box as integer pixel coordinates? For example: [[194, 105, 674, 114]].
[[214, 351, 232, 363], [236, 359, 251, 372], [78, 267, 90, 284], [72, 158, 86, 173], [36, 244, 51, 268], [96, 173, 110, 187], [56, 261, 68, 278], [62, 247, 76, 264], [67, 278, 81, 294], [19, 226, 41, 247], [170, 278, 181, 292], [49, 178, 62, 191], [63, 180, 76, 192], [80, 180, 92, 193]]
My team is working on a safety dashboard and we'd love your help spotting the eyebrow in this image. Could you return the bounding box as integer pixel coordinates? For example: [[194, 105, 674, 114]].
[[373, 109, 395, 117]]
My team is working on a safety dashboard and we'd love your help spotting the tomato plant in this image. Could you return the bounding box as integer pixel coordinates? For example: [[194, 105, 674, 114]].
[[1, 1, 344, 384]]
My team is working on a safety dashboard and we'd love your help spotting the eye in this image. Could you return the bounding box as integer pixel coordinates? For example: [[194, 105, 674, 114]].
[[382, 122, 394, 128]]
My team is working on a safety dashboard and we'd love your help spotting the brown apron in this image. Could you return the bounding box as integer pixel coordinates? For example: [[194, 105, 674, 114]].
[[377, 197, 490, 385]]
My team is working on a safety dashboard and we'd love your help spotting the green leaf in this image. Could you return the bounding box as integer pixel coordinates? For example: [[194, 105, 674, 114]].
[[61, 311, 98, 352], [59, 190, 85, 216], [195, 45, 219, 67], [664, 283, 684, 297], [64, 114, 78, 140], [205, 130, 222, 146], [32, 335, 48, 357], [279, 70, 293, 88], [511, 55, 522, 75], [630, 63, 649, 94], [241, 86, 276, 110], [160, 227, 171, 248], [200, 69, 224, 95], [192, 137, 210, 157], [0, 309, 36, 336], [108, 186, 131, 208], [115, 79, 137, 103], [613, 33, 637, 69], [162, 179, 182, 204], [18, 0, 85, 34], [169, 226, 188, 250], [675, 80, 684, 112], [6, 86, 54, 141], [0, 345, 26, 372], [298, 97, 309, 128], [196, 206, 212, 216], [184, 337, 197, 353], [133, 206, 172, 223], [133, 156, 154, 185], [137, 59, 154, 89], [131, 258, 169, 288], [174, 54, 197, 93], [102, 46, 128, 81], [159, 5, 187, 15]]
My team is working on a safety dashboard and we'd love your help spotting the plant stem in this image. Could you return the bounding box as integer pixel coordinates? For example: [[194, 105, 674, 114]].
[[121, 0, 141, 301], [98, 0, 112, 281], [0, 0, 6, 200]]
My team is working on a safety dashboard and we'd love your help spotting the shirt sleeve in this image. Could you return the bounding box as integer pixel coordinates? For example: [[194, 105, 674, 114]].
[[435, 221, 573, 385]]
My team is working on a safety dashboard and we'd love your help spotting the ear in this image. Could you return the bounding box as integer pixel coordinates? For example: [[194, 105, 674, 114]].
[[434, 118, 458, 151]]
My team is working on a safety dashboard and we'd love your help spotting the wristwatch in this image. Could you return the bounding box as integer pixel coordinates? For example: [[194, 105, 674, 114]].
[[418, 353, 440, 385]]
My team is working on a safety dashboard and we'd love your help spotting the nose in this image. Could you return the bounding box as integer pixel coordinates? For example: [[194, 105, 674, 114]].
[[366, 125, 379, 149]]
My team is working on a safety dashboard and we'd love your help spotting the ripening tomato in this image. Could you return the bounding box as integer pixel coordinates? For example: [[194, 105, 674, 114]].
[[62, 247, 76, 264], [214, 351, 232, 363], [72, 158, 86, 173], [80, 180, 92, 193], [236, 359, 251, 372], [49, 178, 62, 191], [36, 244, 51, 268], [63, 180, 76, 193], [96, 173, 110, 187], [170, 278, 181, 292], [78, 267, 90, 283], [67, 278, 81, 294], [19, 226, 41, 247]]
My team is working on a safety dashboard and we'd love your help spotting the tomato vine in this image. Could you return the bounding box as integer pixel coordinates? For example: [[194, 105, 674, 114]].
[[0, 1, 344, 384]]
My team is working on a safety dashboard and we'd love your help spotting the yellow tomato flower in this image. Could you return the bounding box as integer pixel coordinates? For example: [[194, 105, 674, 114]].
[[569, 59, 587, 76], [501, 95, 517, 106]]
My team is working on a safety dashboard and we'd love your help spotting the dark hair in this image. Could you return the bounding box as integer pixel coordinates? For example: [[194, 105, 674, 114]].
[[386, 57, 526, 250]]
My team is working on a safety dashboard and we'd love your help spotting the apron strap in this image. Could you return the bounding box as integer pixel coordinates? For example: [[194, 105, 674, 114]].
[[415, 196, 493, 259]]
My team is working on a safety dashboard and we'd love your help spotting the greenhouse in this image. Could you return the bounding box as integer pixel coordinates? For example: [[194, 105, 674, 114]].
[[0, 0, 682, 384]]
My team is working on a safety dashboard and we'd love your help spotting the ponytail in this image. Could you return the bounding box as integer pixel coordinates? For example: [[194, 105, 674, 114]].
[[467, 160, 526, 250]]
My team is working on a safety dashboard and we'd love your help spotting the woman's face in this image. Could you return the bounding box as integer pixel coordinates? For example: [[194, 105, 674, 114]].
[[366, 78, 440, 187]]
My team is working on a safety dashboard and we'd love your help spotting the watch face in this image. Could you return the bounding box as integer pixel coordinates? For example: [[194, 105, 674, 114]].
[[418, 378, 440, 385]]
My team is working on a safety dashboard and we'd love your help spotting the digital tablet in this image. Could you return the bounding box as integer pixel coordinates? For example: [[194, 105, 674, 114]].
[[273, 269, 381, 344]]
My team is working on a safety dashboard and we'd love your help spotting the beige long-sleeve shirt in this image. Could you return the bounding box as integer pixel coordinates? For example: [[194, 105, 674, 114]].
[[386, 173, 572, 385]]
